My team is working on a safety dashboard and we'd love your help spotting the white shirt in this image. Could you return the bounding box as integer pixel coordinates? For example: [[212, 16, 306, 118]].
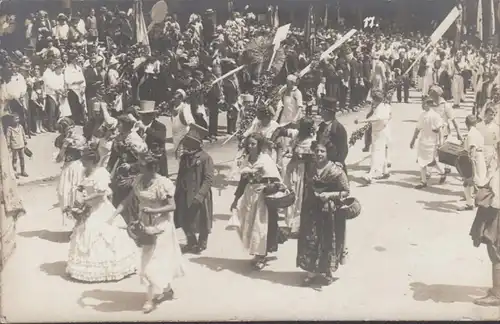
[[54, 23, 69, 40], [43, 69, 65, 101], [371, 102, 391, 135], [4, 73, 27, 100], [64, 64, 86, 92], [280, 87, 303, 124]]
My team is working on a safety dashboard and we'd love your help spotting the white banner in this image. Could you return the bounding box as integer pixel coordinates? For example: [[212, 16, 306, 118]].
[[430, 7, 461, 44], [299, 28, 357, 78]]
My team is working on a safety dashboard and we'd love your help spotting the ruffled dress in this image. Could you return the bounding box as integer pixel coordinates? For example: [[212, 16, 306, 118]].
[[66, 167, 138, 282], [133, 175, 186, 293]]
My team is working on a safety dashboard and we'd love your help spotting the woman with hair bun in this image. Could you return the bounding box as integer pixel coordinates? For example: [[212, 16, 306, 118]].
[[66, 145, 138, 282]]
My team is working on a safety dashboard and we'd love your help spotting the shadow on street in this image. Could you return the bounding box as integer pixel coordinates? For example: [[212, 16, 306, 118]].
[[18, 230, 71, 243], [77, 289, 146, 312], [410, 282, 488, 303], [190, 256, 304, 288]]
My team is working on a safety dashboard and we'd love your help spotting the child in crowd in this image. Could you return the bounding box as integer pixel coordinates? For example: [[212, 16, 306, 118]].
[[6, 114, 28, 178]]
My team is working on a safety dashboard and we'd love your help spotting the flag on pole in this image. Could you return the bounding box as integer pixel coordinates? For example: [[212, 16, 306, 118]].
[[273, 6, 279, 28], [324, 4, 329, 28], [455, 3, 463, 51], [477, 0, 483, 41], [135, 0, 151, 54], [490, 0, 496, 36]]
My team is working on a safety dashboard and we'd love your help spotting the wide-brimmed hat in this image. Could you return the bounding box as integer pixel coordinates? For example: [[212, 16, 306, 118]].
[[57, 13, 68, 21], [429, 85, 444, 97], [137, 100, 158, 114]]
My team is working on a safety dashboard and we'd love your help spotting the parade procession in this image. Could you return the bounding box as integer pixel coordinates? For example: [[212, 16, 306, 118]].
[[1, 0, 500, 321]]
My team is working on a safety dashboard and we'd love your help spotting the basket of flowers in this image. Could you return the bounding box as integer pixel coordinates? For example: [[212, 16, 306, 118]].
[[263, 182, 296, 209]]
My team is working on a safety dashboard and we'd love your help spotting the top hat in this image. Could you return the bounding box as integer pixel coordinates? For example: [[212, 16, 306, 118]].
[[183, 123, 209, 144], [322, 97, 336, 112], [138, 100, 158, 114]]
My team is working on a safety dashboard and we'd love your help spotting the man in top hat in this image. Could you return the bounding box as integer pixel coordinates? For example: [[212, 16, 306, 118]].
[[84, 54, 104, 118], [317, 97, 349, 174], [136, 100, 168, 177], [174, 123, 214, 254]]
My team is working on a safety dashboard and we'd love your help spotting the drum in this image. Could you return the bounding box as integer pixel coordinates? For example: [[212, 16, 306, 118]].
[[455, 154, 473, 179], [438, 142, 466, 166]]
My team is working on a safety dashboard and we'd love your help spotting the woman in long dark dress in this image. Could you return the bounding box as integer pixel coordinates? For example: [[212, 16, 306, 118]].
[[297, 140, 350, 287]]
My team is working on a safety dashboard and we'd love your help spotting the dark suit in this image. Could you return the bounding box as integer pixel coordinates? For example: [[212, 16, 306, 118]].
[[316, 119, 349, 174], [174, 149, 214, 250], [392, 58, 412, 103], [223, 77, 239, 134], [140, 119, 168, 177], [336, 57, 350, 110], [205, 76, 223, 137], [84, 66, 102, 116], [348, 58, 362, 108]]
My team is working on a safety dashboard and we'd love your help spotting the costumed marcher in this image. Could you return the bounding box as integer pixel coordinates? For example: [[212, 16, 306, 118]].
[[409, 96, 448, 189], [272, 117, 316, 237], [459, 115, 487, 211], [54, 117, 86, 228], [230, 133, 286, 270], [476, 106, 500, 179], [356, 89, 391, 184], [174, 124, 214, 254], [64, 51, 87, 125], [296, 140, 350, 287], [108, 114, 148, 224], [110, 152, 185, 313], [66, 146, 137, 282]]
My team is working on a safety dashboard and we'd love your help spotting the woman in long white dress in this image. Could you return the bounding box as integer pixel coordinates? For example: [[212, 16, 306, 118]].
[[66, 147, 138, 282], [230, 133, 285, 270], [55, 117, 86, 227], [110, 152, 185, 313], [477, 107, 500, 179]]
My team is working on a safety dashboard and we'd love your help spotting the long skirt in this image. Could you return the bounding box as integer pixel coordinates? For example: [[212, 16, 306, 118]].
[[66, 199, 138, 282], [297, 204, 347, 277], [141, 217, 186, 294], [237, 183, 281, 256], [283, 160, 306, 233], [369, 131, 390, 177], [57, 160, 84, 226]]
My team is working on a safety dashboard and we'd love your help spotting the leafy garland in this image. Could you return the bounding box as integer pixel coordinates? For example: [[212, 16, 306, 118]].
[[157, 80, 214, 117], [348, 77, 403, 147]]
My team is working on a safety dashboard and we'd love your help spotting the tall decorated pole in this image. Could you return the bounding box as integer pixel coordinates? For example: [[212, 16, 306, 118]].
[[455, 1, 464, 51], [477, 0, 484, 41]]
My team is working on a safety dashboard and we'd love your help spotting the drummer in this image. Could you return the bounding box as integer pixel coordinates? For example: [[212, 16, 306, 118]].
[[458, 115, 487, 212], [477, 106, 500, 179], [428, 85, 463, 175]]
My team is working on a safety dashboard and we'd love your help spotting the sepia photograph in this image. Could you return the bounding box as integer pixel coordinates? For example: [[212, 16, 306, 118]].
[[0, 0, 500, 321]]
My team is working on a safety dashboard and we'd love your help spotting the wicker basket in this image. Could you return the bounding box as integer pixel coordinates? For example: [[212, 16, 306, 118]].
[[336, 197, 361, 220], [265, 190, 296, 209]]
